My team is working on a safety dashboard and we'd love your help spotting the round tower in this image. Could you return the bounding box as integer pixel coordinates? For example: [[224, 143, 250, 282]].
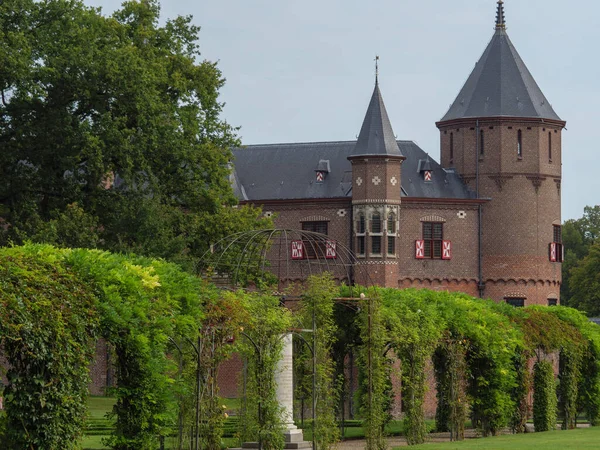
[[436, 1, 565, 306], [349, 71, 405, 287]]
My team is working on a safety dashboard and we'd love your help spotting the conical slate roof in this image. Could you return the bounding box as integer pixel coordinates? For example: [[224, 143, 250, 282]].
[[440, 2, 561, 122], [350, 81, 404, 158]]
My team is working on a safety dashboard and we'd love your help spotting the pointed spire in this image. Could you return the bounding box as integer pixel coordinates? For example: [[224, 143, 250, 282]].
[[495, 0, 506, 30], [350, 75, 404, 158]]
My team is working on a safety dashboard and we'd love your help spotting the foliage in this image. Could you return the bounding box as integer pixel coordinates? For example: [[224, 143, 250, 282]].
[[0, 244, 209, 450], [570, 242, 600, 316], [237, 291, 292, 450], [561, 205, 600, 307], [194, 292, 249, 449], [297, 274, 340, 449], [0, 247, 98, 449], [0, 0, 269, 269], [381, 289, 443, 445], [509, 350, 531, 433], [357, 288, 389, 450], [533, 360, 557, 432], [65, 248, 205, 449]]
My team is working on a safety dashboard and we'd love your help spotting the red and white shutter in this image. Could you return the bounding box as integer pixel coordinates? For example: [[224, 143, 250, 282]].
[[326, 240, 337, 259], [415, 240, 425, 259], [549, 243, 557, 262], [316, 172, 324, 182], [442, 240, 452, 260], [424, 171, 432, 182], [291, 240, 304, 260]]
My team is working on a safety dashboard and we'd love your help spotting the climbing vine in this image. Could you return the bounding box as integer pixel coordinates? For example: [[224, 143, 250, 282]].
[[533, 360, 557, 432], [0, 249, 98, 449], [237, 291, 291, 450], [382, 289, 442, 445], [298, 274, 340, 449], [357, 289, 388, 450]]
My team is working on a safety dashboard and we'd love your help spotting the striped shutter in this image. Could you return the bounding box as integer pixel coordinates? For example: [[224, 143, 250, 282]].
[[326, 241, 337, 259], [291, 240, 304, 260], [415, 240, 425, 259], [442, 241, 452, 260], [549, 243, 557, 262]]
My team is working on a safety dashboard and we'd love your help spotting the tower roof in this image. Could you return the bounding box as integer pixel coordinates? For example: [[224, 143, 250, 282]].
[[440, 1, 561, 123], [350, 79, 404, 158]]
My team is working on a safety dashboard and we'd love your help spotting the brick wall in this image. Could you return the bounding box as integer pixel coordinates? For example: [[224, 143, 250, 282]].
[[438, 119, 563, 305]]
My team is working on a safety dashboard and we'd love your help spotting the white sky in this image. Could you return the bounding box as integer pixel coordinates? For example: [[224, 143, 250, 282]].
[[85, 0, 600, 221]]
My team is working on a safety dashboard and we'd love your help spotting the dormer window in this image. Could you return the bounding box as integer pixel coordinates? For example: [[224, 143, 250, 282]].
[[418, 159, 433, 182], [314, 159, 330, 183]]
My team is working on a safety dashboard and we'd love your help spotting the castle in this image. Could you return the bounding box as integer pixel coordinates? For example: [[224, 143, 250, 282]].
[[230, 1, 564, 306]]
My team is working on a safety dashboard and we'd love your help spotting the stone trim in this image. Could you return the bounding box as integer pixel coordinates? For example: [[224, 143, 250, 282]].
[[419, 215, 447, 223], [300, 215, 330, 222]]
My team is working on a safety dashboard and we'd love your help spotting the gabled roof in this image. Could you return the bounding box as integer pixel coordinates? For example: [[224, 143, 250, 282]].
[[350, 82, 404, 158], [231, 141, 475, 202], [440, 2, 561, 122]]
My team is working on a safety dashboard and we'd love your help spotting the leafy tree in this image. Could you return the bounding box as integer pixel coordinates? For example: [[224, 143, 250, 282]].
[[562, 206, 600, 306], [570, 242, 600, 316], [0, 0, 268, 269]]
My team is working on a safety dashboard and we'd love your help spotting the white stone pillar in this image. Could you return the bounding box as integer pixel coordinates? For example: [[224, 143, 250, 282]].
[[275, 333, 304, 443]]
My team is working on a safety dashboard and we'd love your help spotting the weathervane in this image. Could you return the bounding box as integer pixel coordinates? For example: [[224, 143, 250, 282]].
[[496, 0, 506, 30], [375, 55, 380, 83]]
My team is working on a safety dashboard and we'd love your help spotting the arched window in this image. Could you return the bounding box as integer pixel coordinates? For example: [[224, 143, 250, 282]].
[[370, 212, 382, 255], [387, 213, 396, 255], [548, 132, 552, 161], [517, 130, 523, 157], [479, 129, 484, 157], [370, 212, 382, 233], [356, 212, 366, 256], [450, 132, 454, 163], [357, 213, 365, 234]]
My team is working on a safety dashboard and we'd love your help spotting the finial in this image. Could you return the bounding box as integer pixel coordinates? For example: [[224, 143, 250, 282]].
[[375, 55, 379, 84], [495, 0, 506, 30]]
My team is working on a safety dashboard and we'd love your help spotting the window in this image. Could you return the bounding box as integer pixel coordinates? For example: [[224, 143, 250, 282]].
[[517, 130, 523, 158], [506, 298, 525, 307], [479, 129, 484, 157], [550, 224, 564, 263], [356, 212, 366, 256], [357, 213, 366, 234], [548, 132, 552, 161], [301, 221, 328, 258], [387, 213, 396, 256], [553, 225, 562, 244], [370, 212, 382, 255], [423, 222, 443, 259], [450, 132, 454, 163], [370, 212, 382, 233], [357, 236, 365, 255], [548, 298, 558, 307]]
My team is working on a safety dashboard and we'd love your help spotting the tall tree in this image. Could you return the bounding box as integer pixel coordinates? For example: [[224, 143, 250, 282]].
[[561, 206, 600, 307], [569, 242, 600, 316], [0, 0, 267, 269]]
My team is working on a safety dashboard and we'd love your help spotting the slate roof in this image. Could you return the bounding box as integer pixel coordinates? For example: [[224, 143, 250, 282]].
[[231, 141, 475, 202], [351, 81, 403, 158], [440, 14, 561, 122]]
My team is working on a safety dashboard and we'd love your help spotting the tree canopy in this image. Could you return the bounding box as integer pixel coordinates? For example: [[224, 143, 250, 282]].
[[561, 205, 600, 314], [0, 0, 268, 269]]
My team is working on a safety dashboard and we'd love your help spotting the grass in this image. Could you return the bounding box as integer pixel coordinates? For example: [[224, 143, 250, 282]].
[[394, 427, 600, 450]]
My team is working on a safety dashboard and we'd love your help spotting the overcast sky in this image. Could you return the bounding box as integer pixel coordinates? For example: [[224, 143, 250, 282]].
[[85, 0, 599, 221]]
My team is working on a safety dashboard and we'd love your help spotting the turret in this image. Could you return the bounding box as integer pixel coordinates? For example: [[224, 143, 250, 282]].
[[349, 65, 405, 287], [436, 1, 566, 305]]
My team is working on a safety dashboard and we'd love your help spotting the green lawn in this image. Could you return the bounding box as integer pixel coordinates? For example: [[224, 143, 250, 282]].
[[397, 427, 600, 450]]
